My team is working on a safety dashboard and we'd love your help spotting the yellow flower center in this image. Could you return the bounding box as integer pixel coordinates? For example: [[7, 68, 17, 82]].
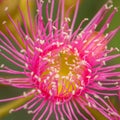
[[38, 45, 90, 102]]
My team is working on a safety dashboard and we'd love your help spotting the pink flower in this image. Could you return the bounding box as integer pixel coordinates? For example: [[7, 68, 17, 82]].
[[0, 0, 120, 119]]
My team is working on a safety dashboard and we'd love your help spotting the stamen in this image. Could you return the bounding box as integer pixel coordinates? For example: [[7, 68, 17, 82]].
[[9, 109, 14, 114], [4, 6, 8, 11]]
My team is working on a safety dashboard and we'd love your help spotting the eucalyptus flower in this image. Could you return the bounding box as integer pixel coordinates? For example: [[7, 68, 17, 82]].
[[0, 0, 120, 120]]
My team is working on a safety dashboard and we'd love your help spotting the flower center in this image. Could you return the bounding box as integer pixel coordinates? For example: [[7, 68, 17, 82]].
[[32, 45, 91, 103]]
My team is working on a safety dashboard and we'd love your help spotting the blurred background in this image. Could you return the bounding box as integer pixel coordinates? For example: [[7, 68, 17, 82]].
[[0, 0, 120, 119]]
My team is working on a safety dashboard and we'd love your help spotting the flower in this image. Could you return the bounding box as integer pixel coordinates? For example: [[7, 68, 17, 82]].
[[0, 0, 120, 119]]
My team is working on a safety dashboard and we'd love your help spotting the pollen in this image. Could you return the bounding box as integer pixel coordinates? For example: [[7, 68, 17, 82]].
[[33, 45, 91, 102]]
